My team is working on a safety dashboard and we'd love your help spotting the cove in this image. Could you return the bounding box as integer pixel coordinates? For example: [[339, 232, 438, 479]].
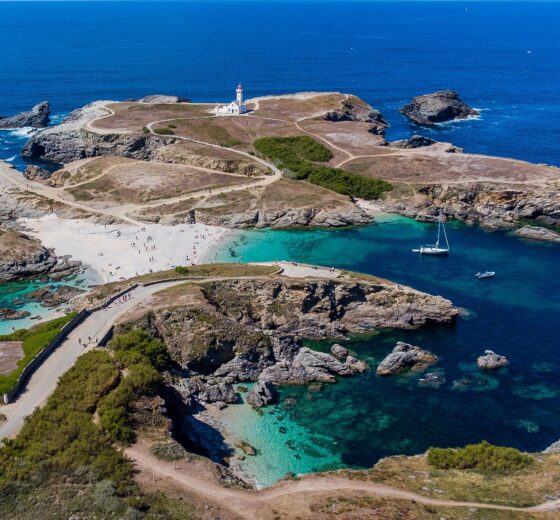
[[214, 215, 560, 487]]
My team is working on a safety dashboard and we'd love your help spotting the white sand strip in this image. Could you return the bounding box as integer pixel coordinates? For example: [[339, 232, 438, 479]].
[[20, 215, 229, 283]]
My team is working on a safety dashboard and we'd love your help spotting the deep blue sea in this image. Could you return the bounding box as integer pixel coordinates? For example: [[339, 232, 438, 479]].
[[1, 1, 559, 486], [1, 1, 560, 167]]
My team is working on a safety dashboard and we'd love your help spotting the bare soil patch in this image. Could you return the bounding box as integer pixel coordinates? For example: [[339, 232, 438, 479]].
[[64, 161, 253, 205], [255, 93, 346, 121], [345, 150, 560, 185], [91, 102, 214, 133], [0, 341, 24, 375]]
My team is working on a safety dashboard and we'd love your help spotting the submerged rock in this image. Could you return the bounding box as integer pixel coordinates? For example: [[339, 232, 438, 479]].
[[418, 371, 446, 389], [477, 350, 509, 370], [0, 308, 31, 321], [376, 341, 438, 376], [0, 101, 50, 129], [400, 91, 478, 125], [514, 225, 560, 244]]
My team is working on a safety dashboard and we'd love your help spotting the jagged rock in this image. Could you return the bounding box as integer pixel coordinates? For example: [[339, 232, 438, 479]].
[[199, 382, 238, 404], [23, 165, 52, 182], [246, 380, 277, 407], [391, 135, 436, 149], [258, 347, 367, 385], [0, 308, 31, 321], [24, 285, 84, 308], [136, 95, 191, 104], [331, 343, 349, 358], [400, 91, 478, 125], [514, 225, 560, 244], [477, 350, 509, 370], [376, 342, 438, 375], [0, 101, 50, 129], [236, 441, 257, 456], [323, 97, 388, 135], [0, 230, 58, 281]]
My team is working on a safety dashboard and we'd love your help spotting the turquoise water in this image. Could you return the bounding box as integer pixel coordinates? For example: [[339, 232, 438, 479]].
[[0, 271, 95, 335], [215, 216, 560, 486]]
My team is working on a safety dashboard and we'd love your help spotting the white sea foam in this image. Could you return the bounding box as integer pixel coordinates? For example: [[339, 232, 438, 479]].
[[5, 155, 16, 162], [7, 127, 37, 138]]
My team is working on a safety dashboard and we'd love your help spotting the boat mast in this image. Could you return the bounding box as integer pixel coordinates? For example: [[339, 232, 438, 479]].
[[441, 215, 450, 250], [436, 214, 441, 247]]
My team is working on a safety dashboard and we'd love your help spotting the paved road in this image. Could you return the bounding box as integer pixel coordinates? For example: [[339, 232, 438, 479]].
[[0, 281, 181, 441]]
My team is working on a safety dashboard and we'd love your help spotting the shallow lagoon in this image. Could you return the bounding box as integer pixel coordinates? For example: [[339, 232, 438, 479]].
[[215, 216, 560, 487]]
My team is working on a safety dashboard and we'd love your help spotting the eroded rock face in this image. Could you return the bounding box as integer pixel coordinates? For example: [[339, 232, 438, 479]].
[[400, 91, 478, 125], [194, 205, 374, 230], [323, 98, 389, 135], [381, 183, 560, 230], [120, 277, 455, 409], [477, 350, 509, 370], [0, 230, 57, 281], [23, 165, 52, 182], [514, 225, 560, 244], [376, 341, 438, 375], [0, 101, 50, 129]]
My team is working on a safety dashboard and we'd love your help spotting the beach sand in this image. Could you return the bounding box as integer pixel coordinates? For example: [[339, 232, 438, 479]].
[[20, 215, 230, 283]]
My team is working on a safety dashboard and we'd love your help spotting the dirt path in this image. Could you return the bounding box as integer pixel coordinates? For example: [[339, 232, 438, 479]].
[[126, 444, 560, 519]]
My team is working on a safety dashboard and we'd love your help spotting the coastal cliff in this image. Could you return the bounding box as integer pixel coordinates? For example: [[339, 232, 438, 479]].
[[117, 277, 456, 409]]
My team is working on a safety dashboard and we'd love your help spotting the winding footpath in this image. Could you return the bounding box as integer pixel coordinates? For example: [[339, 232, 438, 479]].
[[128, 444, 560, 518]]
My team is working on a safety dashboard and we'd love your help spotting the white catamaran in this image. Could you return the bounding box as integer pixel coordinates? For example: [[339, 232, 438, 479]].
[[412, 214, 450, 256]]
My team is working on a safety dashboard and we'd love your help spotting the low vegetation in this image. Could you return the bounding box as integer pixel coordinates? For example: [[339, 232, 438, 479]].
[[0, 313, 76, 395], [254, 135, 392, 199], [0, 332, 200, 518], [153, 127, 175, 135], [427, 441, 533, 472]]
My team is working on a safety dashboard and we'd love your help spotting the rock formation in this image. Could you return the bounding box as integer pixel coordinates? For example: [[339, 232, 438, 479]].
[[376, 342, 438, 375], [118, 277, 455, 409], [323, 97, 389, 135], [0, 101, 50, 129], [391, 135, 436, 149], [135, 95, 191, 104], [477, 350, 509, 370], [514, 225, 560, 244], [331, 343, 349, 358], [400, 91, 478, 125]]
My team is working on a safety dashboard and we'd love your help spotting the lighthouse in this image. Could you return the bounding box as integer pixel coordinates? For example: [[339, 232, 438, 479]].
[[236, 83, 244, 105]]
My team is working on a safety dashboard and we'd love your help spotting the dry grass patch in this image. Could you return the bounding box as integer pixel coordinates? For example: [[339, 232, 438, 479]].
[[346, 452, 560, 508], [255, 93, 346, 121], [91, 102, 214, 133], [64, 156, 136, 186], [65, 161, 253, 205]]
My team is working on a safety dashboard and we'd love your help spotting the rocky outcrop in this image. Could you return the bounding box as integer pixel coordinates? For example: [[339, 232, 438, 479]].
[[0, 308, 31, 321], [331, 343, 349, 358], [21, 102, 176, 164], [193, 204, 374, 229], [246, 380, 277, 407], [324, 97, 389, 135], [514, 225, 560, 244], [0, 101, 50, 129], [400, 91, 478, 125], [0, 230, 57, 281], [135, 95, 191, 104], [119, 277, 455, 410], [376, 342, 438, 375], [381, 182, 560, 230], [477, 350, 509, 370], [23, 165, 52, 182], [391, 135, 436, 149]]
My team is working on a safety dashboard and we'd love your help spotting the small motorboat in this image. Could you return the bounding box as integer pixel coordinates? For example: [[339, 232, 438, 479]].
[[475, 271, 495, 279]]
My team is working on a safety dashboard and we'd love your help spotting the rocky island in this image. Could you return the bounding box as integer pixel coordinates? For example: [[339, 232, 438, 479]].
[[0, 101, 50, 129], [400, 90, 479, 125]]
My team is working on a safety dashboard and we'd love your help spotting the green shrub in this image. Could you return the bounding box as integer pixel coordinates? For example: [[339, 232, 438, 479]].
[[153, 127, 174, 135], [175, 265, 189, 275], [253, 135, 392, 200], [0, 312, 77, 395], [142, 126, 150, 134], [427, 441, 533, 472]]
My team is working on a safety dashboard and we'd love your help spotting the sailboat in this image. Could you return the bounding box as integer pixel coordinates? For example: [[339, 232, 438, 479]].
[[412, 214, 450, 256]]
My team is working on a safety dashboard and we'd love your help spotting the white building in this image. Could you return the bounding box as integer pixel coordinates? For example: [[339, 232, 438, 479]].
[[214, 83, 248, 115]]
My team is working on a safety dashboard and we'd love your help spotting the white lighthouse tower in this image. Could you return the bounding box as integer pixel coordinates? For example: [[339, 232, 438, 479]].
[[236, 83, 244, 105], [215, 83, 248, 115]]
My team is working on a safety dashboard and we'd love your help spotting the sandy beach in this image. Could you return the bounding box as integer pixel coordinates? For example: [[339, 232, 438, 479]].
[[20, 215, 230, 283]]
